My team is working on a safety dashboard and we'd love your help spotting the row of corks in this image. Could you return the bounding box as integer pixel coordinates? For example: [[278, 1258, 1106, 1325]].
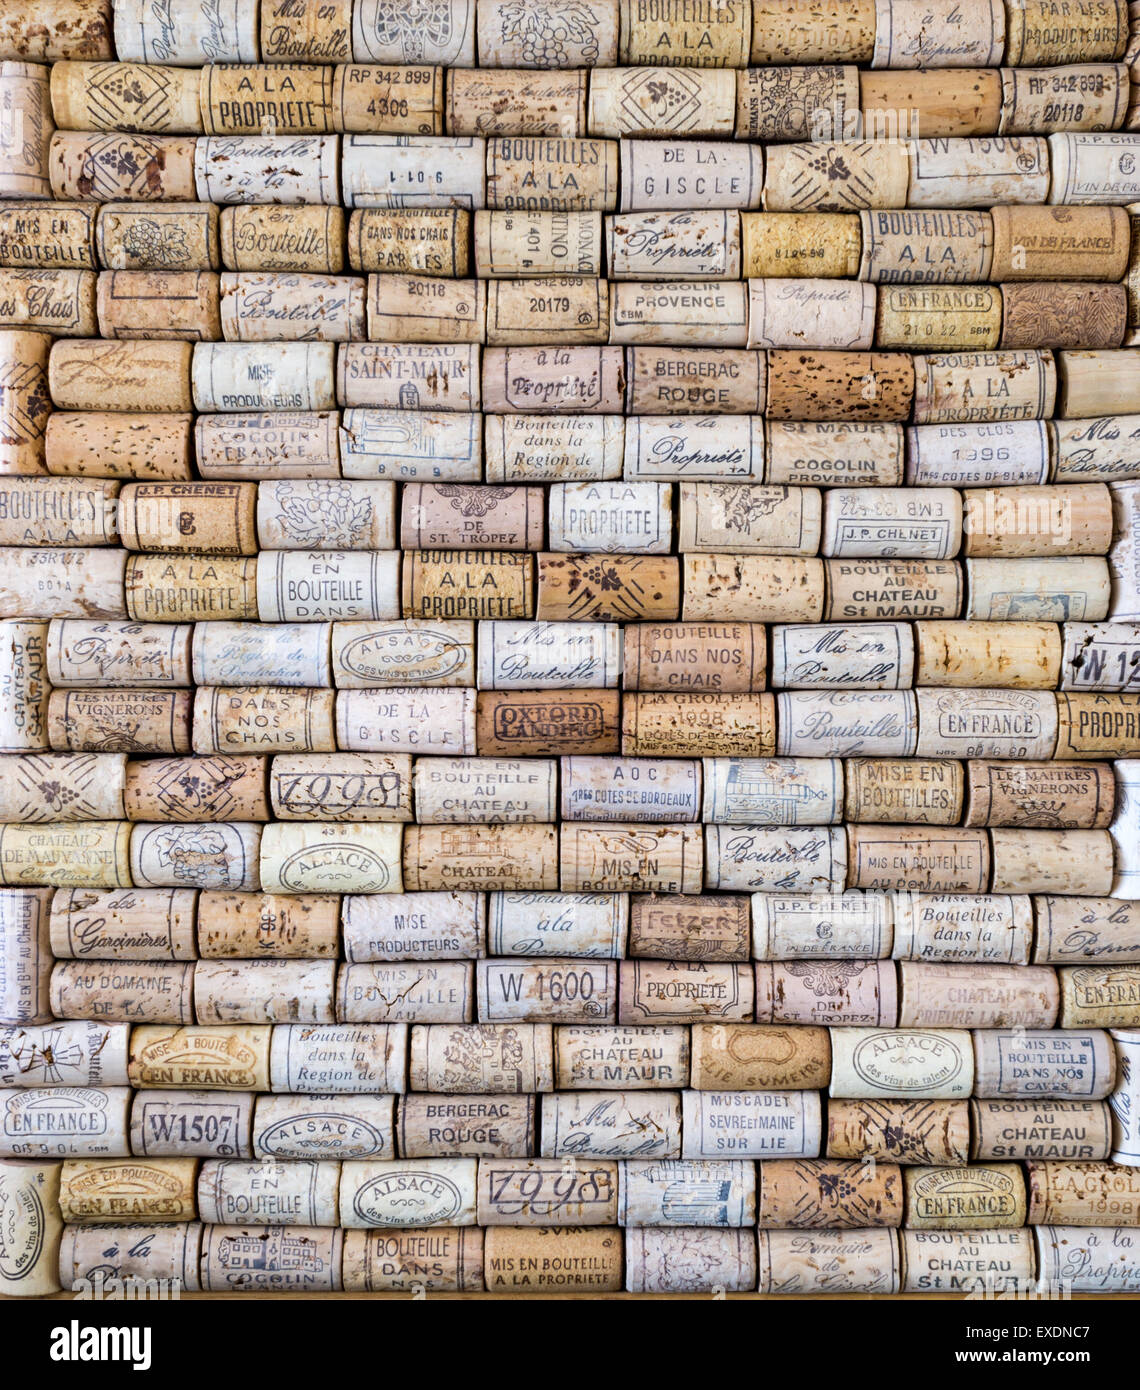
[[21, 58, 1140, 143], [6, 267, 1140, 353], [3, 0, 1138, 72], [7, 882, 1139, 965], [3, 204, 1140, 295], [19, 129, 1140, 208]]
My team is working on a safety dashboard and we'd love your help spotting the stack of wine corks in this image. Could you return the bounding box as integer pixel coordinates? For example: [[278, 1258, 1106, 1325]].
[[6, 0, 1140, 1302]]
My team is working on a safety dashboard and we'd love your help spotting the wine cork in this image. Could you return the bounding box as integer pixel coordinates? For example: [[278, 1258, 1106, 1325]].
[[621, 621, 762, 693], [1058, 349, 1140, 418], [50, 959, 193, 1024], [130, 1089, 253, 1158], [619, 140, 760, 217], [682, 556, 825, 624], [488, 418, 620, 488], [1037, 898, 1140, 967], [860, 69, 1001, 139], [0, 476, 118, 547], [197, 343, 335, 413], [1036, 1224, 1140, 1290], [0, 547, 126, 621], [965, 759, 1114, 828], [561, 756, 697, 825], [258, 479, 395, 550], [488, 891, 624, 958], [486, 135, 617, 213], [257, 550, 400, 623], [609, 212, 742, 289], [751, 890, 892, 959], [338, 960, 473, 1023], [893, 892, 1032, 965], [1111, 482, 1140, 620], [190, 624, 328, 691], [706, 825, 846, 893], [473, 210, 599, 280], [609, 280, 747, 348], [0, 2, 112, 62], [46, 411, 191, 486], [217, 206, 344, 275], [256, 821, 399, 895], [688, 1023, 829, 1092], [913, 349, 1056, 426], [0, 752, 125, 824], [220, 271, 364, 342], [343, 891, 483, 963], [269, 1023, 405, 1093], [682, 1089, 821, 1160], [737, 65, 858, 142], [46, 688, 191, 756], [972, 1100, 1113, 1161], [0, 330, 51, 476], [194, 135, 339, 206], [740, 213, 859, 282], [756, 1157, 903, 1230], [764, 141, 909, 214], [342, 1157, 478, 1228], [0, 1160, 61, 1294], [620, 692, 774, 759], [342, 134, 483, 212], [484, 1226, 624, 1292], [549, 480, 673, 553], [332, 620, 473, 691], [340, 342, 481, 412], [909, 136, 1051, 209], [125, 555, 257, 624], [415, 756, 553, 824], [588, 68, 734, 138], [964, 556, 1111, 621], [341, 412, 480, 485], [625, 355, 764, 421], [344, 1225, 483, 1291], [618, 0, 748, 64], [411, 1022, 553, 1092], [95, 202, 219, 273], [915, 687, 1059, 761], [905, 1163, 1027, 1229], [477, 1157, 617, 1225], [400, 551, 529, 621], [197, 891, 339, 959], [201, 1224, 342, 1293], [351, 0, 473, 61], [675, 483, 817, 553], [197, 407, 339, 480], [749, 279, 875, 353], [559, 823, 702, 893], [0, 268, 96, 336], [1056, 692, 1140, 758], [1059, 966, 1140, 1028], [992, 205, 1129, 284], [483, 624, 620, 695], [0, 64, 51, 200], [908, 421, 1051, 489], [627, 1226, 755, 1292], [0, 821, 131, 889], [990, 828, 1116, 896], [128, 1023, 269, 1091], [50, 132, 198, 202], [269, 752, 409, 822], [1050, 132, 1140, 204], [0, 887, 52, 1025], [623, 415, 763, 480], [1111, 1026, 1140, 1164], [0, 624, 47, 759], [366, 273, 485, 345], [194, 958, 334, 1025], [750, 0, 873, 61], [1000, 283, 1126, 353], [61, 1221, 202, 1290], [404, 824, 557, 891], [198, 1158, 338, 1226], [130, 821, 261, 892], [766, 350, 914, 422], [336, 689, 475, 757], [771, 620, 913, 690], [537, 554, 678, 624], [539, 1091, 679, 1160], [483, 346, 620, 415], [756, 958, 896, 1027], [346, 210, 466, 278], [476, 0, 618, 64], [1055, 420, 1140, 486], [50, 61, 200, 135], [827, 1098, 970, 1164], [775, 690, 917, 760], [859, 209, 993, 285], [260, 0, 351, 62], [445, 68, 586, 138], [330, 64, 444, 134], [400, 483, 539, 552], [475, 957, 616, 1025], [200, 64, 334, 136], [618, 960, 752, 1025], [118, 481, 256, 555], [111, 0, 257, 61], [1007, 0, 1127, 65], [0, 1085, 130, 1157], [973, 1028, 1116, 1099], [830, 1027, 975, 1099], [253, 1092, 395, 1161], [872, 0, 1004, 66], [628, 893, 748, 962], [876, 285, 1001, 354], [49, 887, 196, 961], [844, 758, 963, 826], [554, 1024, 688, 1090], [701, 755, 840, 825], [50, 340, 193, 414], [898, 961, 1059, 1030]]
